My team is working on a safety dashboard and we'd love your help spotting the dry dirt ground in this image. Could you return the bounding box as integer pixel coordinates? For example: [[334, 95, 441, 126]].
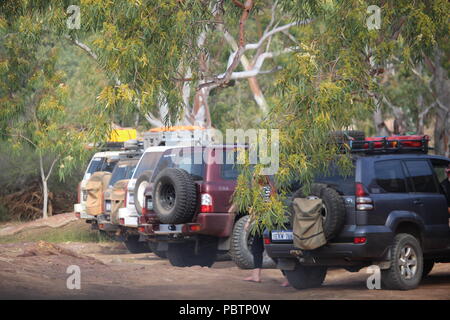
[[0, 239, 449, 300]]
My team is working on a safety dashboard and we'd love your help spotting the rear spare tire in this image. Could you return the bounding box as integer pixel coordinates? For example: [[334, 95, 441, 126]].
[[290, 184, 346, 240], [229, 215, 276, 269], [152, 168, 198, 224], [134, 170, 153, 215]]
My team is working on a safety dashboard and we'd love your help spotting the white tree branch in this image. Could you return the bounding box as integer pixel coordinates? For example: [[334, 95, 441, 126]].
[[244, 20, 311, 52]]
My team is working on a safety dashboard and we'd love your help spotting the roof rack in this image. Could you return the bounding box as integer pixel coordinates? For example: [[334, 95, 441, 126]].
[[350, 135, 430, 154]]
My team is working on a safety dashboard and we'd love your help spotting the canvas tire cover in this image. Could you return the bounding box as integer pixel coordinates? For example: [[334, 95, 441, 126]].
[[84, 171, 112, 216], [292, 198, 327, 250], [110, 179, 129, 224]]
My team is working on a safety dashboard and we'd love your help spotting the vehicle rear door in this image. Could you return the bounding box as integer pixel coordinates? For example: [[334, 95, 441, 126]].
[[403, 159, 449, 250]]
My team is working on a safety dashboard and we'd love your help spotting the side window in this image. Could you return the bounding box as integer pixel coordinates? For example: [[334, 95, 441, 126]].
[[221, 150, 240, 180], [404, 160, 438, 193], [373, 160, 407, 193]]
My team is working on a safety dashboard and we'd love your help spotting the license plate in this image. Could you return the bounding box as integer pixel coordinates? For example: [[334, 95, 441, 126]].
[[271, 231, 293, 241], [105, 201, 111, 212], [146, 198, 153, 210]]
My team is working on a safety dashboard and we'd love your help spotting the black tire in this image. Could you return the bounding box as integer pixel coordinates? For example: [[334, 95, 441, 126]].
[[422, 260, 434, 278], [123, 235, 151, 254], [148, 242, 167, 259], [229, 216, 276, 269], [134, 170, 153, 215], [283, 263, 327, 289], [290, 184, 346, 240], [167, 238, 217, 267], [152, 168, 198, 224], [381, 233, 423, 290]]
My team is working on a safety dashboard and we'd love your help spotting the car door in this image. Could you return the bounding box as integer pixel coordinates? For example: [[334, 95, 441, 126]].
[[403, 159, 449, 251]]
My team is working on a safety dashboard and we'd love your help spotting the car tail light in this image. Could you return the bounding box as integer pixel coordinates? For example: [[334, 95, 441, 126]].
[[189, 224, 201, 232], [200, 193, 213, 213], [128, 191, 134, 205], [182, 224, 202, 233], [264, 237, 271, 245], [138, 226, 145, 233], [354, 237, 367, 244], [99, 224, 104, 230], [355, 183, 373, 211]]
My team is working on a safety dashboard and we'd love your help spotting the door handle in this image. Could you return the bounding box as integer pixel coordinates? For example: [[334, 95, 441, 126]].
[[413, 199, 423, 205]]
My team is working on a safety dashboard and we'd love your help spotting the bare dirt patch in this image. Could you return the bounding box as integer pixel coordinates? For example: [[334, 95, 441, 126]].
[[0, 240, 449, 300]]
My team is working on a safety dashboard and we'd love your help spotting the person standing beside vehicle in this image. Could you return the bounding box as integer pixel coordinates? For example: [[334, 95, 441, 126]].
[[242, 216, 290, 286], [440, 164, 450, 215]]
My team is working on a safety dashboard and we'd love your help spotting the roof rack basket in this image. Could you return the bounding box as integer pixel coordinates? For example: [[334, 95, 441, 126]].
[[350, 135, 430, 154]]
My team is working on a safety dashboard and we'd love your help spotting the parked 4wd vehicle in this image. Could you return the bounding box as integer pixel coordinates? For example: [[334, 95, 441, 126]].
[[96, 158, 140, 245], [74, 151, 122, 222], [137, 145, 275, 268], [264, 135, 450, 290]]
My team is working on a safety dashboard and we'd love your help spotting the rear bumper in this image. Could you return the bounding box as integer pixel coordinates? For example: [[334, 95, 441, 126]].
[[264, 225, 394, 266], [74, 203, 95, 220], [138, 213, 235, 238], [97, 214, 119, 232], [118, 207, 138, 227]]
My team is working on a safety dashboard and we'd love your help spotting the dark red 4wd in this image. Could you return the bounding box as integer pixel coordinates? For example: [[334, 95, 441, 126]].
[[137, 145, 274, 268]]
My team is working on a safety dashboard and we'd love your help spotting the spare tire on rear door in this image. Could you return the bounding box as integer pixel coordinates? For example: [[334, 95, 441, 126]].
[[134, 170, 153, 215], [291, 184, 346, 241], [152, 168, 198, 224]]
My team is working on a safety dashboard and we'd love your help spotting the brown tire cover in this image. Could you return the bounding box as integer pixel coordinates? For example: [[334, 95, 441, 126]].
[[84, 171, 112, 216], [109, 179, 130, 224]]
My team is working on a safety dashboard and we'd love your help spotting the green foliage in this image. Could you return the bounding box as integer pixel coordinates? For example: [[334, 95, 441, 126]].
[[233, 0, 450, 231]]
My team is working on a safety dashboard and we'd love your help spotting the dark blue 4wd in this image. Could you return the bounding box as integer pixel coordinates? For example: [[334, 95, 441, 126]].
[[264, 136, 450, 290]]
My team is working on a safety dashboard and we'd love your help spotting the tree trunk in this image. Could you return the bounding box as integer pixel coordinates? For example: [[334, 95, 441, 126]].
[[42, 179, 49, 219], [372, 98, 390, 136], [431, 49, 450, 157]]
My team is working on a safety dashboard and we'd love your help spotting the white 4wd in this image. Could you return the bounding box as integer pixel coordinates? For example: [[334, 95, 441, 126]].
[[74, 151, 123, 220], [118, 146, 175, 228]]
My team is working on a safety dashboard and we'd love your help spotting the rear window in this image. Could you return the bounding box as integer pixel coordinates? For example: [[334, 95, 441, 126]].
[[404, 160, 438, 193], [133, 152, 163, 178], [315, 166, 356, 195], [85, 157, 118, 178], [373, 160, 407, 193], [109, 163, 137, 187], [151, 150, 204, 181]]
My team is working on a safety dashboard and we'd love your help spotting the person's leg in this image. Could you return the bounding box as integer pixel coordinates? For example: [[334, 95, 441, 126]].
[[243, 233, 264, 282]]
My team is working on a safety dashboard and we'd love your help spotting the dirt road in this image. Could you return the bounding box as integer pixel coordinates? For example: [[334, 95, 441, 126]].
[[0, 241, 449, 300]]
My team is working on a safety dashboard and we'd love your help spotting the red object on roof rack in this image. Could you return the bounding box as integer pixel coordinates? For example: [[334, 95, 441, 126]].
[[351, 135, 430, 154]]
